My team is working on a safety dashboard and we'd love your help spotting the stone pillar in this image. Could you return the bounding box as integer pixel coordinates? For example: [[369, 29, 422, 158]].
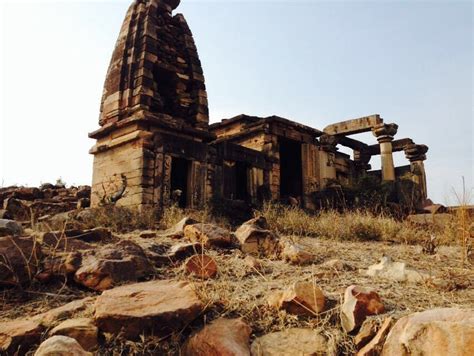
[[404, 143, 429, 200], [318, 134, 339, 187], [372, 123, 398, 181]]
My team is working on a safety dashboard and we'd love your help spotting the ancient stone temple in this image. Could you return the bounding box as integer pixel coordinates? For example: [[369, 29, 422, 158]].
[[89, 0, 429, 211]]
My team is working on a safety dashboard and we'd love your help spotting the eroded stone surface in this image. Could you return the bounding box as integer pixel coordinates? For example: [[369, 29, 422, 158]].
[[94, 280, 203, 339], [50, 318, 98, 351], [184, 224, 233, 248], [0, 319, 43, 355], [269, 281, 325, 316], [235, 217, 279, 257], [184, 318, 251, 356], [34, 335, 91, 356]]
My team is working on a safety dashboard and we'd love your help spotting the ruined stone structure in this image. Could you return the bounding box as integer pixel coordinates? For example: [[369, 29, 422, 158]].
[[90, 0, 429, 210]]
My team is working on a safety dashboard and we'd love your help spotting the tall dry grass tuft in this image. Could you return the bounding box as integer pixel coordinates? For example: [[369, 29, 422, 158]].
[[451, 177, 473, 265]]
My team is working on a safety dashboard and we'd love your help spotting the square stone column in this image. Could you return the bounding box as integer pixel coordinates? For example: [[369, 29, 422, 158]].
[[372, 123, 398, 181], [404, 143, 429, 200]]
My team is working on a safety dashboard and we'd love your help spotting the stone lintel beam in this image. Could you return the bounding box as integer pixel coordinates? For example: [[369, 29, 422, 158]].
[[337, 136, 369, 152], [323, 114, 383, 136], [368, 138, 414, 156]]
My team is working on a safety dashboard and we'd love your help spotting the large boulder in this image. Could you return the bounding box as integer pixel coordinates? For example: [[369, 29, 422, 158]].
[[251, 328, 331, 356], [381, 308, 474, 356], [340, 285, 385, 333], [0, 319, 43, 355], [50, 318, 98, 351], [74, 240, 153, 291], [34, 335, 91, 356], [234, 217, 279, 257], [0, 236, 42, 286], [366, 256, 428, 283], [268, 281, 325, 316], [184, 223, 233, 248], [0, 219, 23, 237], [184, 318, 251, 355], [94, 280, 203, 339]]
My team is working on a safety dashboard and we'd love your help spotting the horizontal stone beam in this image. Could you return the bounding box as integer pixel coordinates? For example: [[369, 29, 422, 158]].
[[368, 138, 414, 156], [323, 115, 383, 135], [337, 136, 369, 151]]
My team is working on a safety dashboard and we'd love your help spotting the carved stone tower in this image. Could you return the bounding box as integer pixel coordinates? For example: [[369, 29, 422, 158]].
[[89, 0, 210, 209]]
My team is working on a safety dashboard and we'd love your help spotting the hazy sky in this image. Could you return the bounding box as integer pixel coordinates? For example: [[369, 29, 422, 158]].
[[0, 0, 472, 204]]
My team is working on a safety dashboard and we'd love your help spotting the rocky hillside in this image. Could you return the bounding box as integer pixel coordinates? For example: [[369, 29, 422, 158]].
[[0, 186, 473, 355]]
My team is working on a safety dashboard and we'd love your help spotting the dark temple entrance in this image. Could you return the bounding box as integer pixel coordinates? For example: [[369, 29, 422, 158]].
[[170, 157, 190, 208], [279, 138, 303, 201], [223, 161, 249, 201]]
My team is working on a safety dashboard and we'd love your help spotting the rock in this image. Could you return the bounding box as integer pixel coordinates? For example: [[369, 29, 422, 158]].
[[76, 186, 91, 199], [77, 198, 90, 209], [168, 242, 202, 260], [184, 223, 233, 248], [244, 255, 263, 271], [0, 236, 42, 286], [340, 285, 385, 333], [42, 227, 111, 244], [139, 230, 157, 239], [0, 219, 23, 236], [3, 198, 30, 221], [357, 317, 394, 356], [0, 319, 43, 354], [74, 240, 153, 291], [184, 254, 218, 279], [159, 217, 198, 239], [354, 319, 378, 349], [366, 256, 428, 283], [235, 217, 279, 257], [269, 281, 325, 316], [34, 335, 91, 356], [50, 318, 98, 351], [381, 308, 474, 356], [0, 209, 13, 219], [279, 240, 314, 265], [94, 280, 203, 339], [250, 328, 330, 356], [322, 258, 354, 271], [40, 231, 93, 252], [38, 251, 82, 281], [184, 318, 251, 355], [33, 297, 95, 328]]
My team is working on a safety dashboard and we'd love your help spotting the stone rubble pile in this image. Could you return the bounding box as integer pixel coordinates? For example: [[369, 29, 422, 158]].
[[1, 214, 472, 355]]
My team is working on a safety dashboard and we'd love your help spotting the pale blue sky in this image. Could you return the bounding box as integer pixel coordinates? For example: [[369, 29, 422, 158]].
[[0, 0, 472, 204]]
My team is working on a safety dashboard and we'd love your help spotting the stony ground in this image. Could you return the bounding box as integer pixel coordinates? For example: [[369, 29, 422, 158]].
[[1, 228, 472, 355]]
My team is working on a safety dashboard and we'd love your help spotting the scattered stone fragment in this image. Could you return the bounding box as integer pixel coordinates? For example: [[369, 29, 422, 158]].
[[279, 240, 314, 265], [139, 230, 157, 239], [0, 319, 43, 354], [250, 328, 330, 356], [50, 318, 98, 351], [366, 256, 428, 283], [38, 251, 82, 281], [74, 240, 153, 291], [381, 308, 474, 356], [2, 198, 30, 221], [32, 297, 96, 328], [235, 217, 279, 257], [354, 319, 379, 349], [159, 217, 198, 239], [322, 258, 354, 271], [269, 281, 325, 316], [184, 318, 251, 355], [94, 280, 203, 339], [0, 219, 23, 237], [41, 227, 111, 244], [184, 223, 233, 248], [340, 285, 385, 333], [0, 209, 12, 219], [357, 317, 393, 356], [34, 335, 91, 356], [0, 235, 42, 286], [184, 254, 218, 279]]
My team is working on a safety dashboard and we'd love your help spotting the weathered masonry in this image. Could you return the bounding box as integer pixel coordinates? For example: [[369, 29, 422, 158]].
[[89, 0, 429, 211]]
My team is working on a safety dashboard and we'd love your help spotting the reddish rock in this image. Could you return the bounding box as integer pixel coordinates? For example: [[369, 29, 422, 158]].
[[235, 217, 279, 257], [34, 335, 91, 356], [357, 317, 394, 356], [94, 280, 203, 339], [74, 240, 153, 291], [0, 236, 42, 286], [184, 318, 251, 355], [184, 224, 233, 248], [159, 217, 198, 239], [184, 254, 218, 279], [340, 285, 385, 333], [269, 281, 325, 316], [50, 318, 98, 351], [33, 297, 95, 328], [381, 308, 474, 356], [0, 319, 43, 354]]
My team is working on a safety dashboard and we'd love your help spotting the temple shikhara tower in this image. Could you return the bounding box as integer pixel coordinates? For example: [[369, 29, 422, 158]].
[[89, 0, 429, 211]]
